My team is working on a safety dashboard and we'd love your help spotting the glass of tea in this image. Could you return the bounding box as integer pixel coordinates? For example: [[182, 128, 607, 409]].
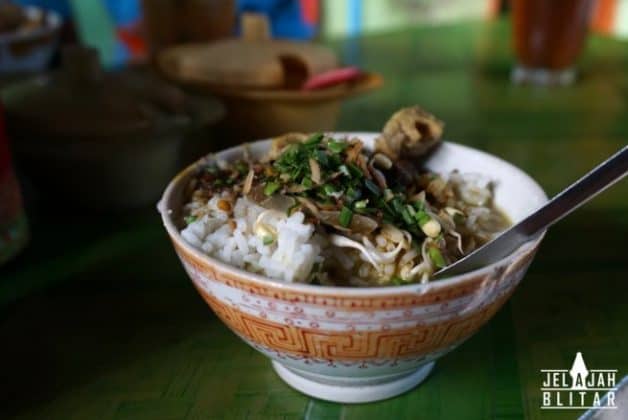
[[511, 0, 595, 86]]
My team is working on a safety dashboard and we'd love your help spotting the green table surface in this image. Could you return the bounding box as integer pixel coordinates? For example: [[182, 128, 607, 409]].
[[2, 19, 627, 420]]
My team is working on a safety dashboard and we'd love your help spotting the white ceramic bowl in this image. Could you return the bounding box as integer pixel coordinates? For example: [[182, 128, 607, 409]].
[[159, 133, 548, 403]]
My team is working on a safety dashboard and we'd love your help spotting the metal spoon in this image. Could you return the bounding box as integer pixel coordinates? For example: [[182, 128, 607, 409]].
[[434, 145, 628, 279]]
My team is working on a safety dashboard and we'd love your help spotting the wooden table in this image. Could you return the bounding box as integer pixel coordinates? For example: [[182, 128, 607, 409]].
[[1, 19, 627, 419]]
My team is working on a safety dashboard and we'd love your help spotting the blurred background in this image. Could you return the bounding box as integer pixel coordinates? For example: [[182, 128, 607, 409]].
[[1, 1, 627, 419], [5, 0, 628, 67]]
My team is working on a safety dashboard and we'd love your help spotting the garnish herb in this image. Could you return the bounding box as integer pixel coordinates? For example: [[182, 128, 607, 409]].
[[234, 161, 248, 175], [347, 162, 363, 178], [364, 178, 381, 195], [415, 209, 431, 227], [391, 276, 405, 285], [328, 140, 348, 154], [314, 150, 329, 167], [428, 247, 446, 268], [339, 164, 351, 177], [200, 133, 451, 249], [345, 186, 362, 203], [339, 206, 353, 227], [304, 133, 323, 146], [354, 199, 368, 210], [264, 181, 280, 196], [323, 184, 337, 196]]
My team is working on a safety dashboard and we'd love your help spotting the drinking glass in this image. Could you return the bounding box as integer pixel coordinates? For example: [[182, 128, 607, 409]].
[[511, 0, 595, 85]]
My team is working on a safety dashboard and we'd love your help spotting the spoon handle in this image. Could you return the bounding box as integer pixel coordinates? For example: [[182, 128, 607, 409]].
[[518, 145, 628, 236]]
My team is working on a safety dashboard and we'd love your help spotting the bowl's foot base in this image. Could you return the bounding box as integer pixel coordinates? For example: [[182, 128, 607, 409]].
[[271, 361, 435, 403]]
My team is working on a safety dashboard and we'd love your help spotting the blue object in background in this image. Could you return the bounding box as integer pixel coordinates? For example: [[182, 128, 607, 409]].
[[13, 0, 72, 18], [237, 0, 315, 39], [102, 0, 143, 67], [104, 0, 141, 26], [346, 0, 362, 38], [15, 0, 144, 69]]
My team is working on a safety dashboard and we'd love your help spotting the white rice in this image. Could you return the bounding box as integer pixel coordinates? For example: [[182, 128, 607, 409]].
[[181, 194, 323, 283]]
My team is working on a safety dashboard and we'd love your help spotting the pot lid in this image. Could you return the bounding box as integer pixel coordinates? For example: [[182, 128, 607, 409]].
[[2, 47, 220, 139], [158, 13, 338, 90]]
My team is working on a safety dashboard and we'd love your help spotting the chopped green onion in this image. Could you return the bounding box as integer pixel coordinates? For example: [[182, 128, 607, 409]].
[[339, 164, 351, 177], [314, 150, 329, 167], [304, 133, 323, 146], [382, 215, 395, 224], [290, 167, 304, 181], [318, 198, 334, 207], [234, 161, 248, 175], [354, 199, 368, 210], [264, 181, 280, 196], [339, 206, 353, 227], [347, 163, 364, 178], [378, 197, 393, 215], [414, 210, 431, 227], [357, 206, 376, 215], [345, 186, 362, 203], [263, 235, 275, 245], [390, 276, 405, 285], [327, 140, 348, 153], [364, 178, 381, 195], [274, 143, 310, 180], [301, 177, 313, 188], [315, 190, 327, 201], [323, 184, 337, 196], [391, 197, 404, 214], [428, 247, 447, 268], [184, 215, 197, 225], [401, 207, 414, 225], [328, 153, 342, 168]]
